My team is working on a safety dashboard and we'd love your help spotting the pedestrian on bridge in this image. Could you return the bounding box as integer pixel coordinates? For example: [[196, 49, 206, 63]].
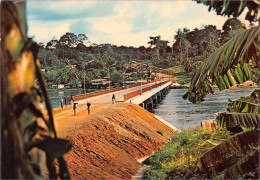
[[112, 94, 116, 104], [87, 101, 91, 115], [60, 97, 64, 108], [73, 102, 78, 116], [70, 95, 74, 102], [64, 98, 67, 106]]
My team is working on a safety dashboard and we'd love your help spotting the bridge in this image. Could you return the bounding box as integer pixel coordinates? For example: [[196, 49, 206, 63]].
[[74, 79, 173, 111], [124, 80, 172, 110]]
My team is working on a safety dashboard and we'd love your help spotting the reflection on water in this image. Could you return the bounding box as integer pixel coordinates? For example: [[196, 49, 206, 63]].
[[152, 87, 255, 130]]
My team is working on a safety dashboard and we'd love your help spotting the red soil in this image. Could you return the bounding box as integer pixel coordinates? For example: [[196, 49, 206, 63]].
[[54, 103, 176, 179]]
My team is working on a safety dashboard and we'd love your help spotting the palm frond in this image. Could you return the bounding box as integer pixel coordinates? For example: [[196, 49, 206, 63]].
[[183, 26, 259, 104], [227, 100, 260, 113], [194, 0, 259, 22], [215, 148, 259, 179], [216, 112, 260, 130], [197, 129, 259, 177]]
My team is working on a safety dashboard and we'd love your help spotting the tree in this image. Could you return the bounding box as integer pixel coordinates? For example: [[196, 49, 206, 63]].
[[194, 0, 259, 22], [183, 26, 259, 104], [1, 1, 71, 178]]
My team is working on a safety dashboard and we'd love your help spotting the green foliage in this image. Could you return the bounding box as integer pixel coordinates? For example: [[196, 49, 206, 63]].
[[142, 131, 153, 143], [169, 66, 185, 74], [183, 26, 259, 104], [194, 0, 259, 22], [143, 127, 234, 179], [216, 89, 260, 131]]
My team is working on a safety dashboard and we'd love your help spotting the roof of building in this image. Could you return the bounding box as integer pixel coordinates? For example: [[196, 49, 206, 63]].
[[156, 73, 172, 78], [102, 81, 112, 85]]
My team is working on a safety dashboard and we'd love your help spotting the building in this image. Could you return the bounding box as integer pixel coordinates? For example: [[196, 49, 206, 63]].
[[91, 79, 112, 89], [51, 84, 65, 89]]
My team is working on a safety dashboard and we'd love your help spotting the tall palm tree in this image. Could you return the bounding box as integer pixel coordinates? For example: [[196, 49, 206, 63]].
[[148, 35, 161, 61]]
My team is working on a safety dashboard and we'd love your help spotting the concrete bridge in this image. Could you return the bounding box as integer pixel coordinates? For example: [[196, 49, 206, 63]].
[[73, 79, 173, 112], [124, 80, 172, 111]]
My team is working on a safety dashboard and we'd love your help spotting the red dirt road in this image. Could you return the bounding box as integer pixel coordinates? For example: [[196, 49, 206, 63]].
[[53, 102, 176, 179]]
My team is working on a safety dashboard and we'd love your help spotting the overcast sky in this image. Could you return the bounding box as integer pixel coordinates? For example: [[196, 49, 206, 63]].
[[27, 0, 236, 47]]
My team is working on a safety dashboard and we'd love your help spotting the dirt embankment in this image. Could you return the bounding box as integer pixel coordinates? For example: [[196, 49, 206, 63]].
[[57, 103, 175, 179]]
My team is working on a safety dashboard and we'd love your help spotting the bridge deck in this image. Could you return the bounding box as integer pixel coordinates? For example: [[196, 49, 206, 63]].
[[126, 81, 172, 105]]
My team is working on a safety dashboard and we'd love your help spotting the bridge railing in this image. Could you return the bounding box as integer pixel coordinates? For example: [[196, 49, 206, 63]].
[[123, 79, 173, 101], [73, 87, 124, 101], [73, 79, 162, 101]]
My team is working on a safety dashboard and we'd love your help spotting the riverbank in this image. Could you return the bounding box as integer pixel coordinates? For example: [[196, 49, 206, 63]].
[[54, 103, 176, 179], [143, 127, 235, 179]]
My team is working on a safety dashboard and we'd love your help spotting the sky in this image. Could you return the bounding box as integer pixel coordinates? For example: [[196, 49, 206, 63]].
[[27, 0, 239, 47]]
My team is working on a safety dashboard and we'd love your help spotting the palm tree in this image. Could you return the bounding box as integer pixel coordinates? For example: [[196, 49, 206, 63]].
[[183, 26, 259, 104], [148, 35, 162, 61]]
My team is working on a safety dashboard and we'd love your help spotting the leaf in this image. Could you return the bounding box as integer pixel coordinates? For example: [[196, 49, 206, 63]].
[[184, 26, 259, 104], [216, 112, 260, 130], [197, 129, 259, 176], [215, 148, 259, 179], [207, 139, 224, 146]]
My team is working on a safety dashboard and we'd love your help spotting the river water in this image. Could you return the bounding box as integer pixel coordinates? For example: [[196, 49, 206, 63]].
[[152, 87, 255, 130], [48, 90, 85, 108]]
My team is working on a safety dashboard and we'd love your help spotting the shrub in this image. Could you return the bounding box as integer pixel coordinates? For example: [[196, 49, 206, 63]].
[[143, 127, 234, 179]]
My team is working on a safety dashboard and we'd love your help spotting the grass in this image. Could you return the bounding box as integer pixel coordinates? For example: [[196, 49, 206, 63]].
[[168, 66, 185, 74], [142, 131, 153, 143], [142, 127, 234, 179], [156, 130, 164, 136], [175, 75, 191, 86]]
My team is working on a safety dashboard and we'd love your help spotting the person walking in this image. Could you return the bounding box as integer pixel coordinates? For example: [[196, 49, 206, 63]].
[[87, 101, 91, 115], [64, 98, 67, 106], [112, 94, 116, 104], [60, 97, 64, 108], [71, 95, 74, 102], [69, 97, 72, 105], [73, 102, 78, 116]]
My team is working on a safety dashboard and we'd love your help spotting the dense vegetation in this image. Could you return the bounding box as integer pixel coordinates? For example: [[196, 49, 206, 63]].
[[143, 127, 234, 179], [37, 18, 250, 88]]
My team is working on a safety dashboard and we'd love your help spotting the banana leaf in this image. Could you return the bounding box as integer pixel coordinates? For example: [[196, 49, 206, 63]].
[[216, 112, 260, 130], [214, 148, 259, 179], [227, 101, 260, 114], [194, 0, 259, 22], [197, 129, 259, 177], [183, 26, 260, 104]]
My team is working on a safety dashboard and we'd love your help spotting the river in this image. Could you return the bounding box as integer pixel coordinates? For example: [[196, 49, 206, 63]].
[[48, 89, 85, 108], [152, 87, 255, 130]]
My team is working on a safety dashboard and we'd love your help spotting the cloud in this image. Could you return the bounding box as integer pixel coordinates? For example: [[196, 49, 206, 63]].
[[28, 20, 70, 43], [27, 1, 232, 47], [92, 16, 132, 35]]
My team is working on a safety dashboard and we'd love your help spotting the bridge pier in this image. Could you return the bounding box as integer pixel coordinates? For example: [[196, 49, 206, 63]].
[[129, 80, 172, 111]]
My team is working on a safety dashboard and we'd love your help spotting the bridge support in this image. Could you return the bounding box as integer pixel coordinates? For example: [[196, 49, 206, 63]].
[[133, 81, 172, 111]]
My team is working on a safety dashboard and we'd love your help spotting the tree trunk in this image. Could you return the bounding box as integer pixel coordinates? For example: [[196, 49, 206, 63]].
[[179, 40, 183, 64], [1, 1, 71, 179]]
